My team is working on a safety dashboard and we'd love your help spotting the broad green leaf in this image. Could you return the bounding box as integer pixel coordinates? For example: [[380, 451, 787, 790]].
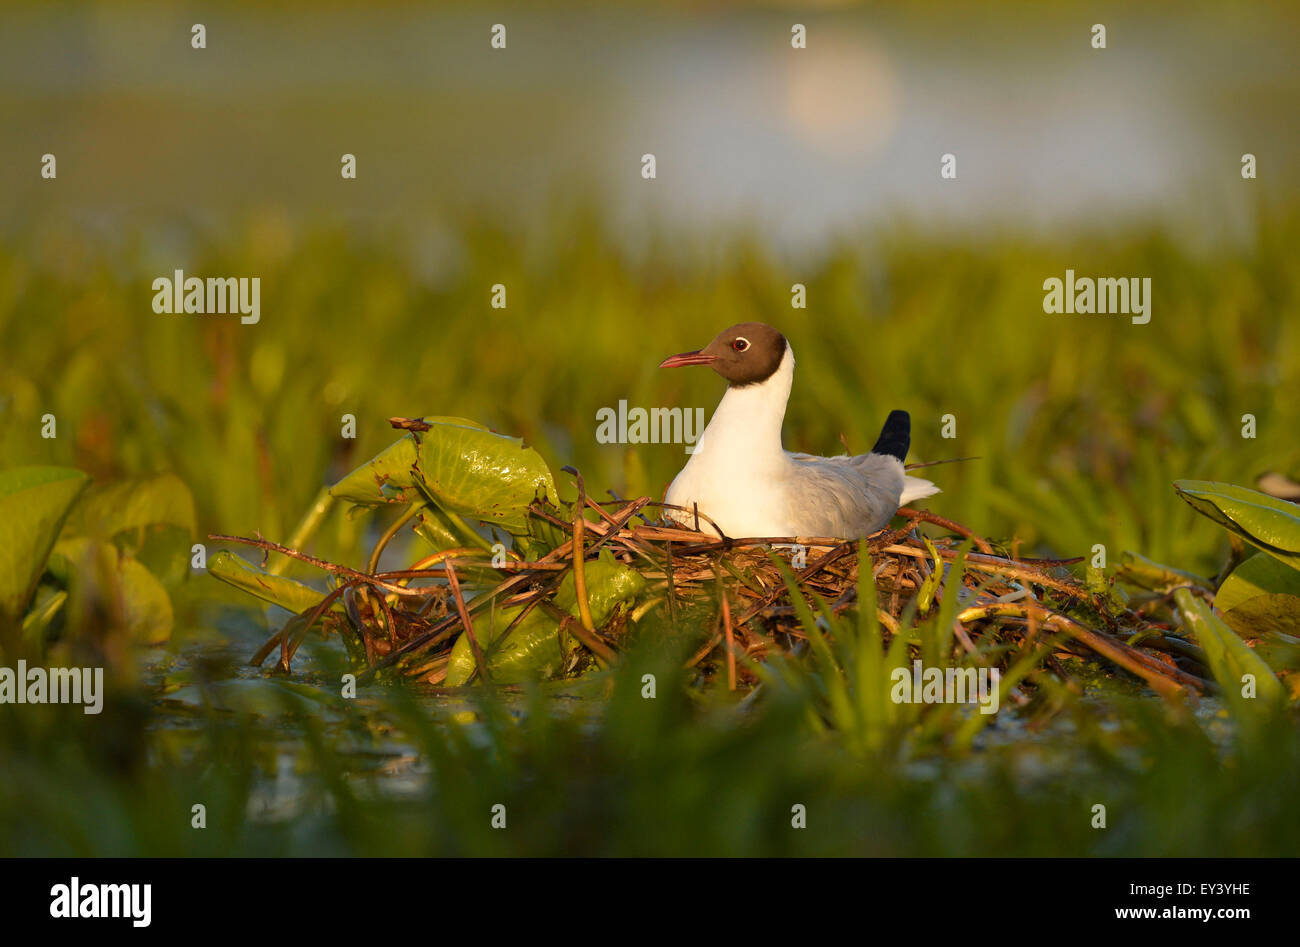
[[207, 550, 329, 614], [1216, 552, 1300, 638], [329, 434, 421, 506], [551, 551, 646, 620], [1175, 588, 1286, 715], [60, 473, 196, 540], [1174, 480, 1300, 571], [414, 420, 558, 534], [118, 554, 174, 645], [444, 605, 565, 687], [445, 552, 645, 685], [0, 466, 90, 621], [330, 418, 491, 507], [1115, 551, 1206, 592], [48, 537, 173, 645]]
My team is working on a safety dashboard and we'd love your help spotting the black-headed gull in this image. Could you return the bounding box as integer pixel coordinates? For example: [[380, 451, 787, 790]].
[[659, 322, 939, 538]]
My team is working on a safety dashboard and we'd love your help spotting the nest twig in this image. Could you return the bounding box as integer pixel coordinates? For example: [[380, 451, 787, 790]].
[[216, 491, 1215, 700]]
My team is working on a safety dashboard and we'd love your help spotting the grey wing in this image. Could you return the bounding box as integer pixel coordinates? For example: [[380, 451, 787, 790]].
[[787, 452, 906, 537]]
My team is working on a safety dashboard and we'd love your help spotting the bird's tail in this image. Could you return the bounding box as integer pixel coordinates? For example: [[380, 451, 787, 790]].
[[901, 475, 941, 505], [870, 409, 911, 461], [871, 410, 941, 505]]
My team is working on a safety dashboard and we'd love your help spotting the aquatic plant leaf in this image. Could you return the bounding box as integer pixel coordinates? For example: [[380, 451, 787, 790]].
[[117, 553, 174, 645], [412, 504, 493, 554], [48, 537, 173, 645], [915, 537, 943, 614], [1216, 553, 1300, 638], [329, 434, 421, 506], [552, 551, 647, 620], [412, 506, 463, 552], [445, 552, 645, 685], [329, 418, 493, 507], [414, 420, 558, 534], [444, 606, 564, 687], [60, 473, 196, 540], [1174, 480, 1300, 571], [519, 498, 571, 557], [1175, 588, 1286, 715], [207, 550, 328, 614], [0, 466, 90, 621], [1115, 551, 1206, 592]]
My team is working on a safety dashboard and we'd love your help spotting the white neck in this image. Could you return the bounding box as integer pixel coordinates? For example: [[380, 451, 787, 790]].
[[691, 346, 794, 472]]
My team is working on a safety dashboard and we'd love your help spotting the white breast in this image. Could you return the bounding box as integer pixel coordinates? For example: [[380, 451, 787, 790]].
[[663, 346, 939, 539], [665, 348, 798, 537]]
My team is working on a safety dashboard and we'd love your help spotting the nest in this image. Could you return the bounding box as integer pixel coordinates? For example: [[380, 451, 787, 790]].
[[221, 487, 1213, 702]]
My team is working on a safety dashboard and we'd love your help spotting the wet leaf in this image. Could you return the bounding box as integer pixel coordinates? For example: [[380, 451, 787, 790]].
[[444, 605, 565, 687], [552, 551, 646, 620], [329, 434, 421, 506], [330, 418, 492, 507], [414, 419, 558, 534], [1174, 480, 1300, 571], [207, 550, 329, 614], [445, 552, 645, 685]]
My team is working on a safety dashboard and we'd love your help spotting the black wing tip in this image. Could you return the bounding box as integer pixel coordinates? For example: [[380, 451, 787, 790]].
[[870, 410, 910, 461]]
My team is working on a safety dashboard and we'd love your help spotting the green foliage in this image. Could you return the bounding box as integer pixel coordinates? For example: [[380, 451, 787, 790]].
[[1175, 589, 1286, 720], [213, 410, 649, 686], [6, 211, 1299, 577], [413, 420, 559, 535], [62, 474, 196, 542], [4, 644, 1300, 857], [445, 551, 645, 685], [0, 466, 88, 623], [207, 550, 328, 615], [1174, 478, 1300, 687], [1175, 480, 1300, 571], [330, 433, 423, 506], [1216, 553, 1300, 638], [0, 466, 197, 658], [2, 212, 1299, 854]]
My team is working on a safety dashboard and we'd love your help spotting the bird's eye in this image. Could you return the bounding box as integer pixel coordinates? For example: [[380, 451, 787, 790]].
[[732, 337, 750, 352]]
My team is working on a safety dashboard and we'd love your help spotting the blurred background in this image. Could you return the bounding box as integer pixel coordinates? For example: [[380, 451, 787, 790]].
[[5, 1, 1299, 244], [2, 0, 1300, 858]]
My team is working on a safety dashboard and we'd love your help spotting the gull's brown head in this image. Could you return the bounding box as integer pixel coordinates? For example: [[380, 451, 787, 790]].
[[658, 322, 788, 388]]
